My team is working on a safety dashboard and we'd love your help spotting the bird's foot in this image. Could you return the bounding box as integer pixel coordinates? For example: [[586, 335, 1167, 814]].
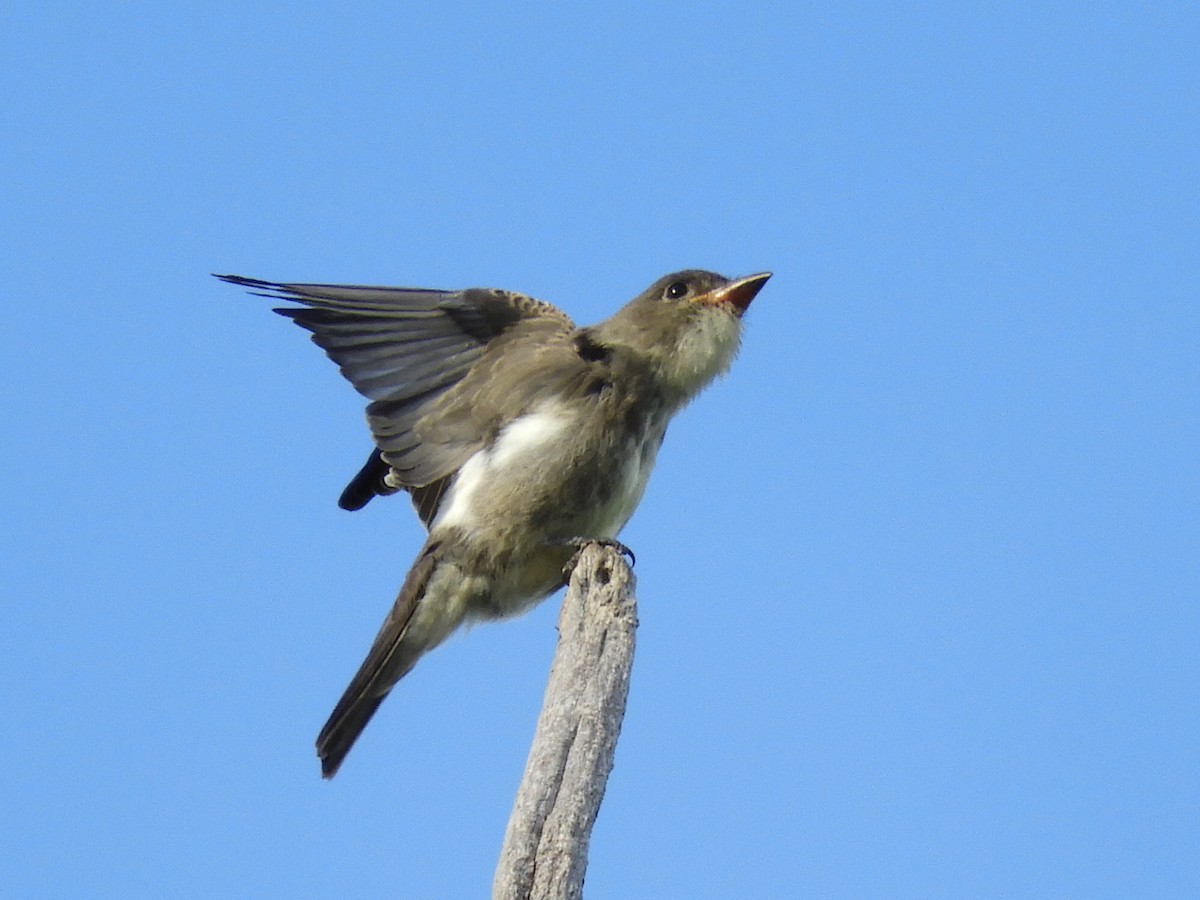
[[558, 537, 636, 581]]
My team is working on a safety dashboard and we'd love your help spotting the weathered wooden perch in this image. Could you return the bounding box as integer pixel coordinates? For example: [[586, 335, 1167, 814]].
[[492, 544, 638, 900]]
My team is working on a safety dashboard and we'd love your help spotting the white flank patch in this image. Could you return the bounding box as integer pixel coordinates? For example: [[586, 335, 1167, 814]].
[[432, 401, 574, 532]]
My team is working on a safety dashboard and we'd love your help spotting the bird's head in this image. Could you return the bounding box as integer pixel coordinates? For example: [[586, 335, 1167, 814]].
[[594, 270, 771, 404]]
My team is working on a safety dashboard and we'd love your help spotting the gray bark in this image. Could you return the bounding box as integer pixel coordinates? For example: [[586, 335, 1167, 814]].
[[492, 544, 638, 900]]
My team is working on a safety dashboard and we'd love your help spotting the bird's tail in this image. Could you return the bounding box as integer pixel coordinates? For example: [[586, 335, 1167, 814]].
[[316, 694, 387, 779], [316, 543, 444, 778]]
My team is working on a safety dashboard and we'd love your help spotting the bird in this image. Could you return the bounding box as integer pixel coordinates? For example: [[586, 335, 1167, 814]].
[[217, 268, 771, 777]]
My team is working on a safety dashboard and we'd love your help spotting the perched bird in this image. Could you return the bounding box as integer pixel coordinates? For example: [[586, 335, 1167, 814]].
[[218, 269, 770, 777]]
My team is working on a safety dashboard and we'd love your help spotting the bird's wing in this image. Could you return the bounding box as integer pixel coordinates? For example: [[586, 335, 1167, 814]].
[[217, 275, 575, 499]]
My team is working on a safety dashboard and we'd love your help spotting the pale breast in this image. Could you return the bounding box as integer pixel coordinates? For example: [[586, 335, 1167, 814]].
[[582, 423, 664, 539]]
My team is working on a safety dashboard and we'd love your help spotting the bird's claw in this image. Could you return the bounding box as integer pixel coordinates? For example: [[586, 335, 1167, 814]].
[[560, 537, 636, 581]]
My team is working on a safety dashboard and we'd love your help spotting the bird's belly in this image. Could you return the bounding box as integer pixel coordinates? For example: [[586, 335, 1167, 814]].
[[574, 432, 657, 539], [430, 401, 578, 535], [429, 398, 662, 617]]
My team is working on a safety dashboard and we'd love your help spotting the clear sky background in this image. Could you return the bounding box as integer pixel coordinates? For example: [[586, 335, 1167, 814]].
[[4, 3, 1197, 897]]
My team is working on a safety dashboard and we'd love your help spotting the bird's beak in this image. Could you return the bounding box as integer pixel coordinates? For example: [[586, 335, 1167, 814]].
[[702, 272, 772, 316]]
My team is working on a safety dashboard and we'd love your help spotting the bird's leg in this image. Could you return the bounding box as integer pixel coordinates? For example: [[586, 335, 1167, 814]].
[[557, 537, 636, 581]]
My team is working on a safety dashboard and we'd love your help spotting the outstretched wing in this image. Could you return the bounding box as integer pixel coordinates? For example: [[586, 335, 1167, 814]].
[[217, 274, 574, 510]]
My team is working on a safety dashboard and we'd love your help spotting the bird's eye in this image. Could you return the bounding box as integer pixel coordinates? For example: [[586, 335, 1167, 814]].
[[664, 281, 690, 300]]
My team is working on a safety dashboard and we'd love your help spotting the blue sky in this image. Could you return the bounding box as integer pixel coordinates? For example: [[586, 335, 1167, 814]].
[[4, 2, 1197, 897]]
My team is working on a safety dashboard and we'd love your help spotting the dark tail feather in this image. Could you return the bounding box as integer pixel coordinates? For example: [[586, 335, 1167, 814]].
[[315, 543, 442, 778], [317, 694, 387, 778]]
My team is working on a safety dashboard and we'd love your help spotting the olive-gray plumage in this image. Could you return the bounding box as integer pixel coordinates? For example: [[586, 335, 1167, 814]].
[[218, 269, 770, 777]]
